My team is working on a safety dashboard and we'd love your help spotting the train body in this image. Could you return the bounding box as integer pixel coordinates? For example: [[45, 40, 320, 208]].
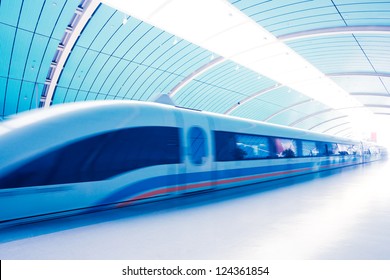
[[0, 101, 386, 225]]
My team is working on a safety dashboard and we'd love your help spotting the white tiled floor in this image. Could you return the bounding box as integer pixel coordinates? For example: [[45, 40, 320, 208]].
[[1, 161, 389, 259]]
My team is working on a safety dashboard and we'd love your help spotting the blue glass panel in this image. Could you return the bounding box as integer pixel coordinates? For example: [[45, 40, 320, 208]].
[[65, 89, 80, 103], [36, 38, 60, 82], [85, 92, 98, 101], [0, 0, 23, 26], [122, 24, 156, 62], [76, 5, 116, 48], [0, 77, 6, 112], [102, 18, 141, 55], [30, 83, 42, 111], [58, 47, 88, 88], [0, 24, 15, 77], [269, 110, 307, 126], [75, 90, 88, 102], [52, 87, 66, 104], [121, 64, 150, 99], [95, 93, 106, 100], [90, 11, 123, 51], [9, 30, 33, 80], [231, 98, 282, 121], [77, 51, 101, 91], [99, 59, 129, 95], [36, 0, 71, 37], [19, 0, 45, 32], [90, 56, 120, 94], [110, 18, 146, 58], [140, 33, 177, 66], [130, 29, 166, 64], [161, 73, 185, 94], [17, 81, 36, 113], [52, 0, 80, 40], [142, 72, 182, 101], [4, 79, 21, 116], [23, 34, 50, 82], [110, 63, 138, 99]]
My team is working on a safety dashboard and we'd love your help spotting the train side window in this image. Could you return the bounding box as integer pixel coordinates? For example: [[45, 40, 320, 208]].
[[235, 134, 270, 159], [0, 126, 181, 189], [188, 126, 208, 165], [214, 131, 271, 161], [302, 141, 319, 157], [327, 143, 339, 155], [214, 131, 240, 161], [338, 143, 351, 155], [316, 142, 328, 156], [274, 138, 297, 158]]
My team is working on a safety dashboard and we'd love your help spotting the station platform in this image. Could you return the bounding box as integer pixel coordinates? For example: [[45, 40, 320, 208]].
[[0, 160, 389, 259]]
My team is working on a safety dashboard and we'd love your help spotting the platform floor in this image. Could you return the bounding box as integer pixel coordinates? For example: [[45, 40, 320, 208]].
[[1, 160, 389, 259]]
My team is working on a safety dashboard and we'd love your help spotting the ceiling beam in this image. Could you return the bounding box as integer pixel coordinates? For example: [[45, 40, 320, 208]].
[[262, 99, 313, 122], [41, 0, 100, 108], [289, 109, 333, 127], [328, 72, 390, 79], [278, 26, 390, 42], [322, 122, 351, 134], [308, 115, 349, 130], [351, 92, 390, 97], [333, 127, 352, 137], [365, 104, 390, 109], [168, 56, 226, 97], [224, 84, 282, 115]]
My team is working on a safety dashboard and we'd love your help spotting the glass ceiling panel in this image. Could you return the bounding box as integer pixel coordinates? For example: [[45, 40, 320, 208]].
[[260, 88, 307, 107], [0, 0, 22, 26], [0, 0, 79, 118], [230, 97, 284, 121], [332, 76, 388, 94], [231, 0, 345, 36], [355, 96, 390, 106], [295, 110, 347, 131], [382, 77, 390, 93], [23, 35, 49, 82], [175, 80, 244, 114], [173, 60, 277, 113], [9, 30, 33, 80], [269, 100, 329, 126], [286, 35, 374, 73], [4, 79, 20, 116], [269, 110, 307, 126], [0, 77, 7, 112], [18, 0, 46, 32], [0, 24, 16, 77]]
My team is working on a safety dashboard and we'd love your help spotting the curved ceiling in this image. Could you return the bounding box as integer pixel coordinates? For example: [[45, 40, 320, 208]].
[[1, 0, 390, 139]]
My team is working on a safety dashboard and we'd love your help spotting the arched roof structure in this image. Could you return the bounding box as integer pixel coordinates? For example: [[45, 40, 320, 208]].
[[1, 0, 390, 139]]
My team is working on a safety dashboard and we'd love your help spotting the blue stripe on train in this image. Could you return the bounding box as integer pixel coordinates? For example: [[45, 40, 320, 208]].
[[97, 157, 360, 206]]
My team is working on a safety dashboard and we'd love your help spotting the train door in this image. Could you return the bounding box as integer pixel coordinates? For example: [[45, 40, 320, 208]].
[[180, 110, 215, 194]]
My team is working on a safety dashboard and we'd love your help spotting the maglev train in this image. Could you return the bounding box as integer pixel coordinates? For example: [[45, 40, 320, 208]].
[[0, 100, 386, 225]]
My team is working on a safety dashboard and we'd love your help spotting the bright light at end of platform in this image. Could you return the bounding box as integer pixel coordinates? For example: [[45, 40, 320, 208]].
[[348, 113, 390, 147], [371, 115, 390, 148], [101, 0, 362, 110]]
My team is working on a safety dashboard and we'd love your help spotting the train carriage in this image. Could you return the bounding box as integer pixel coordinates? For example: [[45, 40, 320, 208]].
[[0, 100, 386, 225]]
